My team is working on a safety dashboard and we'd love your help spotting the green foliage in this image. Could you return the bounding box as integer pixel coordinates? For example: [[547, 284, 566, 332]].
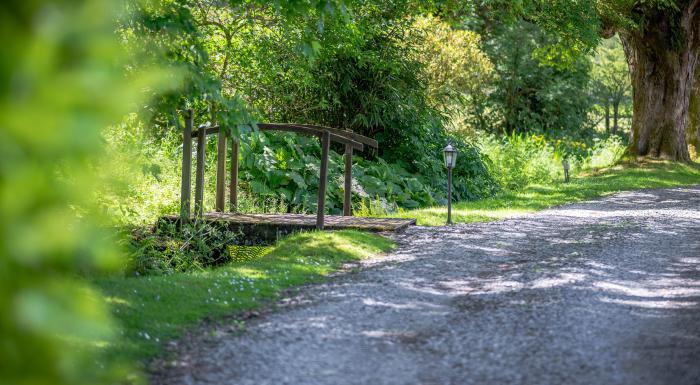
[[98, 117, 294, 225], [109, 0, 499, 224], [98, 116, 183, 225], [590, 35, 631, 134], [412, 14, 495, 136], [478, 133, 628, 192], [476, 19, 594, 136], [478, 133, 562, 190], [245, 129, 493, 210], [100, 125, 489, 223], [96, 230, 394, 363], [591, 36, 630, 104], [581, 136, 627, 170], [125, 220, 241, 275], [125, 0, 348, 135], [229, 245, 273, 263], [0, 1, 172, 384]]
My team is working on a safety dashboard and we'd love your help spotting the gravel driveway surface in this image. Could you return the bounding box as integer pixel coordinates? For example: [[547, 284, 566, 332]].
[[155, 186, 700, 385]]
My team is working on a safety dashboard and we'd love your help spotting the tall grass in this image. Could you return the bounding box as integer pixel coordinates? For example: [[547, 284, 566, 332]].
[[478, 133, 626, 192], [580, 136, 626, 170], [478, 133, 562, 190]]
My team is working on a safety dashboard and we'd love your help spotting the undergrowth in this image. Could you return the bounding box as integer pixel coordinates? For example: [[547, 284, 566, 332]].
[[123, 220, 241, 275], [477, 133, 626, 190]]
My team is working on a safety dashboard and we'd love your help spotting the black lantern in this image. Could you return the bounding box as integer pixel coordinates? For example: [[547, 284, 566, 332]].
[[443, 144, 457, 169], [443, 143, 457, 225]]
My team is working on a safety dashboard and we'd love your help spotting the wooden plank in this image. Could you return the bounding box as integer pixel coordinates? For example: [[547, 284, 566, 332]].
[[191, 125, 220, 138], [194, 124, 206, 217], [180, 109, 193, 224], [161, 213, 417, 236], [230, 138, 239, 212], [257, 122, 322, 135], [343, 142, 353, 216], [316, 130, 331, 229], [200, 123, 372, 151], [326, 133, 362, 151], [294, 124, 378, 148], [215, 127, 226, 212], [257, 123, 363, 151]]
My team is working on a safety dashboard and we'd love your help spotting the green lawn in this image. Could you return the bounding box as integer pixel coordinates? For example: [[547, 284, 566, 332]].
[[392, 160, 700, 226], [94, 230, 394, 366]]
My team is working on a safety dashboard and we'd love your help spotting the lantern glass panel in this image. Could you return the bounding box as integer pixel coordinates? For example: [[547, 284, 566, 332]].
[[444, 152, 453, 168], [443, 144, 457, 169]]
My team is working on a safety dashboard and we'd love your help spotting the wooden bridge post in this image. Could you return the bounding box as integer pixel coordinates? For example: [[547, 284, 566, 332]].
[[180, 109, 193, 224], [343, 139, 353, 216], [316, 130, 331, 229], [230, 137, 239, 212], [215, 127, 227, 212], [194, 124, 206, 218]]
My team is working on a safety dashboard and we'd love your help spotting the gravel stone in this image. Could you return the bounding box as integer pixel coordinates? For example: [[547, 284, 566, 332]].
[[153, 186, 700, 385]]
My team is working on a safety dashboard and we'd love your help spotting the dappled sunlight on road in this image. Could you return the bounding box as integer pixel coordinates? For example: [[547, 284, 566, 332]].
[[378, 186, 700, 314], [598, 297, 697, 309], [541, 208, 700, 219]]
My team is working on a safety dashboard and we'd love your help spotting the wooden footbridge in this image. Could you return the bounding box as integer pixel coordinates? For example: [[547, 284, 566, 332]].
[[172, 109, 415, 237]]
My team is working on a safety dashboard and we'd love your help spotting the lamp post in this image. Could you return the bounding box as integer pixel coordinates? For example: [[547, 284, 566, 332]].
[[443, 143, 457, 225]]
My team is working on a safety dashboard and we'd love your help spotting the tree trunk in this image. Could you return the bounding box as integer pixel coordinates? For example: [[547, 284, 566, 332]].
[[619, 5, 699, 162], [613, 101, 619, 135], [688, 67, 700, 154]]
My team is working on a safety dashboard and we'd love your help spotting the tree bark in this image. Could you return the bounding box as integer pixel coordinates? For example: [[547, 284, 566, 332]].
[[688, 66, 700, 153], [619, 3, 699, 162], [613, 100, 619, 135]]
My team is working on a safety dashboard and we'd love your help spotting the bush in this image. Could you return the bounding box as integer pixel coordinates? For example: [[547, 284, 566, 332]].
[[0, 1, 173, 384], [581, 136, 626, 170], [97, 116, 182, 225], [479, 133, 562, 190], [479, 133, 627, 191], [125, 221, 241, 275]]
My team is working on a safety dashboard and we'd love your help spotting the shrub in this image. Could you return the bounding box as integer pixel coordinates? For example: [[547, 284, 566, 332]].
[[0, 1, 173, 384], [479, 133, 562, 190], [581, 136, 626, 170], [97, 116, 182, 225], [124, 221, 241, 275], [479, 133, 628, 191]]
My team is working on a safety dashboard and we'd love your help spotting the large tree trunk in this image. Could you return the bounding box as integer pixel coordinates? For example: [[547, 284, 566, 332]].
[[619, 3, 699, 162], [688, 67, 700, 154]]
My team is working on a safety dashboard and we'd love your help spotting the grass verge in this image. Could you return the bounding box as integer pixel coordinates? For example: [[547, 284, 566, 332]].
[[392, 160, 700, 226], [94, 230, 394, 366]]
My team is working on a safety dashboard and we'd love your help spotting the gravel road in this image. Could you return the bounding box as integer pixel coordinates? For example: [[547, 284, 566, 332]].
[[155, 186, 700, 385]]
